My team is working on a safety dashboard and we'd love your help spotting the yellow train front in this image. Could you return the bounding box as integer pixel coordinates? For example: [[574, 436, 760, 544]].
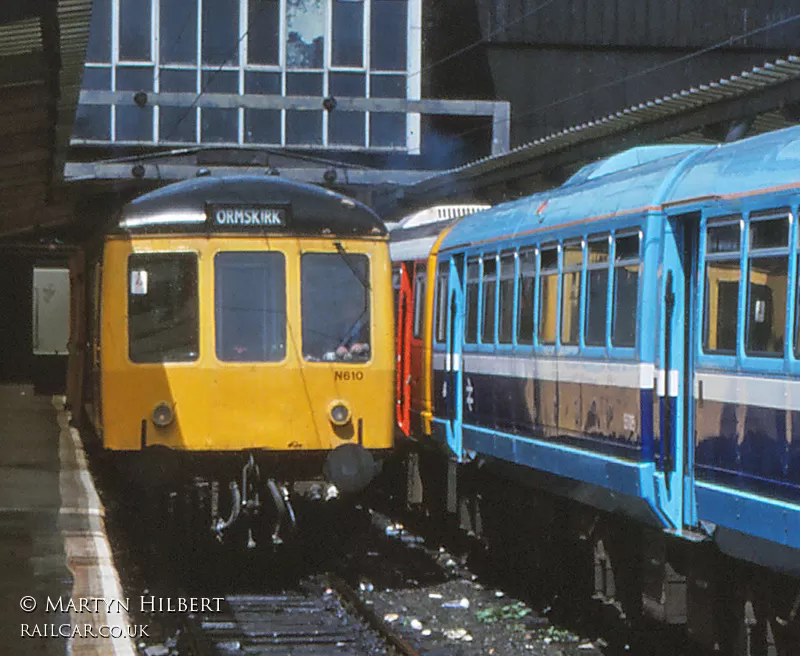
[[76, 175, 394, 545]]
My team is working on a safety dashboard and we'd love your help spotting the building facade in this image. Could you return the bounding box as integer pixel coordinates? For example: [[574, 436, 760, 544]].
[[73, 0, 423, 152]]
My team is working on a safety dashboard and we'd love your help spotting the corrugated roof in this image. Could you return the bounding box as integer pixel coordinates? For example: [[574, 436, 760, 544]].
[[396, 55, 800, 209], [0, 0, 92, 237]]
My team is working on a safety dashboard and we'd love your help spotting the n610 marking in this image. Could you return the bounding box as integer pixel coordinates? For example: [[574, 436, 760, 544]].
[[334, 371, 364, 381]]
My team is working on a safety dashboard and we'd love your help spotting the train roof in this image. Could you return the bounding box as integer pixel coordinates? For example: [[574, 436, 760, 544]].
[[115, 175, 386, 237], [439, 125, 800, 251], [388, 204, 490, 262]]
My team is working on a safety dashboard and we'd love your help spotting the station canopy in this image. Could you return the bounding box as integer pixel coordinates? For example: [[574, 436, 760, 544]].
[[0, 1, 91, 238]]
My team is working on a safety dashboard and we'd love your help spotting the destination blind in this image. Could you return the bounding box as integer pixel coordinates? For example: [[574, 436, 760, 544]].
[[206, 204, 289, 229]]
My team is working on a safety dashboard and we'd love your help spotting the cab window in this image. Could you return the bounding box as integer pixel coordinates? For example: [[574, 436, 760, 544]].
[[215, 252, 286, 362], [128, 252, 199, 363]]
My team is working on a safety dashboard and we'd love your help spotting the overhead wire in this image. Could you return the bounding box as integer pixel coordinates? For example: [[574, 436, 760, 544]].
[[451, 10, 800, 143]]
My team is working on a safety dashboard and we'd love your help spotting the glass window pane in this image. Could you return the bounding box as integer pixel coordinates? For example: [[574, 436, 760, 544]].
[[128, 253, 198, 363], [746, 256, 787, 355], [245, 110, 281, 144], [413, 270, 426, 339], [202, 0, 239, 66], [202, 70, 238, 93], [287, 0, 324, 68], [331, 72, 366, 97], [286, 72, 323, 95], [370, 0, 407, 71], [159, 69, 196, 92], [498, 254, 515, 344], [750, 217, 789, 250], [330, 112, 365, 146], [563, 242, 582, 268], [615, 234, 639, 261], [160, 0, 197, 64], [517, 249, 535, 345], [215, 252, 286, 362], [588, 235, 609, 263], [435, 265, 449, 343], [302, 253, 370, 362], [561, 271, 581, 345], [370, 112, 405, 147], [248, 0, 279, 65], [333, 0, 364, 67], [287, 110, 322, 145], [245, 71, 281, 95], [116, 67, 154, 91], [482, 257, 497, 343], [612, 263, 638, 347], [704, 260, 740, 353], [201, 108, 237, 143], [370, 74, 405, 98], [86, 0, 111, 63], [116, 106, 154, 141], [538, 273, 557, 345], [585, 269, 608, 346], [73, 104, 111, 141], [707, 222, 740, 254], [465, 259, 479, 344], [82, 67, 110, 90], [119, 0, 151, 61], [160, 107, 197, 143]]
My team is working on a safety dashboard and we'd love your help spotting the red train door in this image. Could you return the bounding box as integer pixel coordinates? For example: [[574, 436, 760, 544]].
[[395, 263, 413, 435]]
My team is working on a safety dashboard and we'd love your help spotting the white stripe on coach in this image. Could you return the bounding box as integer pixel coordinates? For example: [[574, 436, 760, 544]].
[[696, 371, 800, 411]]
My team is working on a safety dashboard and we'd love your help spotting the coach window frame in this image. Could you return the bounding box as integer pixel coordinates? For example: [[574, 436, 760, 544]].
[[497, 249, 517, 348], [515, 245, 537, 349], [584, 233, 611, 353], [412, 263, 426, 340], [537, 243, 559, 352], [609, 229, 641, 354], [697, 212, 744, 371], [433, 260, 449, 345], [464, 255, 481, 345], [560, 238, 584, 353], [127, 251, 200, 363], [478, 252, 498, 350], [741, 209, 792, 370]]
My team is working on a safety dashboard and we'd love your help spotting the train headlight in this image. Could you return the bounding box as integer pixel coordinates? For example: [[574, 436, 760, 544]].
[[152, 402, 174, 427], [328, 401, 351, 426]]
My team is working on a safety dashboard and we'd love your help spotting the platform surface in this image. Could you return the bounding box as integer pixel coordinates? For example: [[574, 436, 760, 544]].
[[0, 385, 134, 655]]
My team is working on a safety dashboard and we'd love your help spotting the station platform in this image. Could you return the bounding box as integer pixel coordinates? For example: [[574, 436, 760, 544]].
[[0, 385, 135, 656]]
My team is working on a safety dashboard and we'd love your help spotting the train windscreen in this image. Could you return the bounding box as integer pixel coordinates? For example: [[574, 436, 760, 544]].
[[301, 252, 371, 362]]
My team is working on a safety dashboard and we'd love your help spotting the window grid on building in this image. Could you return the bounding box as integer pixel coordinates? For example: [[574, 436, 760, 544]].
[[74, 0, 421, 150]]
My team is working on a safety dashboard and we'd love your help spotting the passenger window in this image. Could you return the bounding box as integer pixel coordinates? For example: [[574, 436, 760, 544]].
[[517, 248, 535, 345], [434, 262, 449, 343], [129, 252, 199, 363], [498, 252, 515, 344], [746, 213, 789, 356], [612, 233, 640, 348], [704, 219, 741, 354], [412, 266, 426, 339], [481, 255, 498, 343], [538, 247, 558, 345], [465, 258, 480, 344], [585, 236, 609, 346], [561, 241, 582, 345], [392, 267, 401, 314]]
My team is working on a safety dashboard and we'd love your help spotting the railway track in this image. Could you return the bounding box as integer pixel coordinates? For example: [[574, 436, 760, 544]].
[[179, 575, 419, 656]]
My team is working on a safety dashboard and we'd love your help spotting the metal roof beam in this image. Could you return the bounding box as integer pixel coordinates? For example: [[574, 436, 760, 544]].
[[64, 162, 437, 187]]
